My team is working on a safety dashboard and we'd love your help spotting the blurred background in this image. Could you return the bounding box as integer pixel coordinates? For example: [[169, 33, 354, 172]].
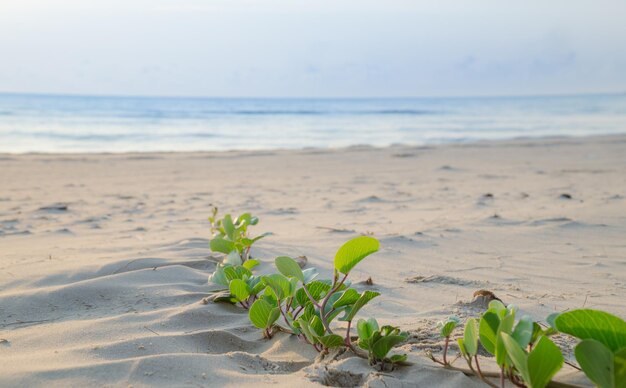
[[1, 0, 625, 152]]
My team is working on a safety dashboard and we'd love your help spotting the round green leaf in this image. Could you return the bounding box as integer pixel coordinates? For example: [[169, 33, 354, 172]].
[[275, 256, 304, 282], [527, 336, 563, 388], [512, 315, 534, 349], [464, 318, 479, 357], [556, 309, 626, 352], [372, 335, 407, 360], [357, 318, 379, 341], [229, 279, 250, 302], [575, 339, 614, 388], [438, 316, 460, 338], [249, 299, 279, 329], [333, 288, 360, 309], [210, 236, 235, 254], [334, 236, 380, 274], [501, 332, 531, 384], [318, 334, 345, 349], [479, 311, 500, 355]]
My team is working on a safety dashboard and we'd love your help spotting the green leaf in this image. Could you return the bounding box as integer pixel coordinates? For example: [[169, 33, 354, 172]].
[[457, 338, 467, 356], [222, 214, 236, 239], [302, 268, 319, 283], [480, 311, 500, 355], [512, 315, 534, 349], [242, 259, 260, 270], [438, 316, 460, 338], [615, 347, 626, 388], [340, 290, 380, 322], [464, 318, 479, 357], [249, 299, 279, 329], [262, 273, 292, 300], [275, 256, 304, 282], [546, 312, 560, 329], [310, 315, 325, 336], [223, 250, 243, 266], [527, 336, 563, 388], [249, 277, 265, 295], [334, 236, 380, 275], [209, 290, 237, 304], [389, 354, 408, 364], [333, 288, 360, 309], [488, 300, 506, 313], [297, 318, 318, 344], [575, 339, 614, 388], [208, 264, 229, 287], [229, 279, 250, 302], [372, 334, 407, 359], [318, 334, 345, 349], [499, 312, 515, 335], [501, 333, 531, 384], [295, 281, 331, 306], [496, 313, 516, 367], [555, 309, 626, 352], [210, 236, 235, 254], [357, 318, 379, 341]]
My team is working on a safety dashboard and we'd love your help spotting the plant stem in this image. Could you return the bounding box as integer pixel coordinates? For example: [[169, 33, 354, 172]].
[[278, 305, 291, 328], [443, 336, 450, 365], [319, 273, 349, 334], [345, 320, 354, 350], [301, 283, 321, 309], [500, 367, 505, 388], [473, 356, 499, 388], [440, 362, 585, 388], [293, 305, 304, 319]]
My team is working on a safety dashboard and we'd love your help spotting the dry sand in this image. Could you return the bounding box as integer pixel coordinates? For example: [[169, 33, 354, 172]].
[[1, 135, 625, 387]]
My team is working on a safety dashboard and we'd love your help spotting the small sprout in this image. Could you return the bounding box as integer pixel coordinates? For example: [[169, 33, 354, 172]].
[[357, 318, 408, 370], [438, 316, 461, 338], [208, 209, 270, 266], [435, 316, 460, 365]]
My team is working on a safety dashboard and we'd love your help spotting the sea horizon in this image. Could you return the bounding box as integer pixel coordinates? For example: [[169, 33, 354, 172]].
[[2, 92, 626, 153]]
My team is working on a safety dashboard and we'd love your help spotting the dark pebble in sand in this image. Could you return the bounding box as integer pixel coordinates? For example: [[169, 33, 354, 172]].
[[559, 193, 572, 200], [38, 203, 69, 212]]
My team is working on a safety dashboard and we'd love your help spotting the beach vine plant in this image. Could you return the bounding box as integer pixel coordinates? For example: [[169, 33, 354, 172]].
[[206, 221, 409, 367], [204, 209, 626, 382], [429, 301, 626, 388], [208, 207, 271, 266]]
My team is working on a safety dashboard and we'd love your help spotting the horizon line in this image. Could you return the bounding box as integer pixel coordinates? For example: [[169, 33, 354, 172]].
[[1, 90, 625, 101]]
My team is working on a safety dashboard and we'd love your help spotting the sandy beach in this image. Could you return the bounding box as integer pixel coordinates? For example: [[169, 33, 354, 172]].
[[1, 134, 625, 387]]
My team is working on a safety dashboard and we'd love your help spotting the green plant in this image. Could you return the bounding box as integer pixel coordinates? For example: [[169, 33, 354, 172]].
[[555, 309, 626, 388], [258, 236, 383, 352], [208, 207, 270, 265], [501, 332, 563, 388], [435, 316, 460, 365], [208, 234, 389, 356], [432, 301, 566, 388], [357, 318, 408, 370]]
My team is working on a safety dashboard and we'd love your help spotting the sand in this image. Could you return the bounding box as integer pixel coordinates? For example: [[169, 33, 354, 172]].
[[1, 135, 625, 387]]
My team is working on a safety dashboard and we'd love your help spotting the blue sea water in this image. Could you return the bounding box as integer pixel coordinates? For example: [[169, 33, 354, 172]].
[[1, 93, 625, 153]]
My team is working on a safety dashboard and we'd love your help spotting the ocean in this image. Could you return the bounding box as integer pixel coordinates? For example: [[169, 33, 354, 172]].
[[1, 93, 625, 153]]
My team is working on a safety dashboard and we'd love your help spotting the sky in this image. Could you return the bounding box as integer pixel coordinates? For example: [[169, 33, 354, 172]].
[[1, 0, 625, 98]]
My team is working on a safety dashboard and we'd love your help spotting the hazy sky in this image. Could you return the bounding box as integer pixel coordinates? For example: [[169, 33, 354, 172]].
[[1, 0, 625, 97]]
